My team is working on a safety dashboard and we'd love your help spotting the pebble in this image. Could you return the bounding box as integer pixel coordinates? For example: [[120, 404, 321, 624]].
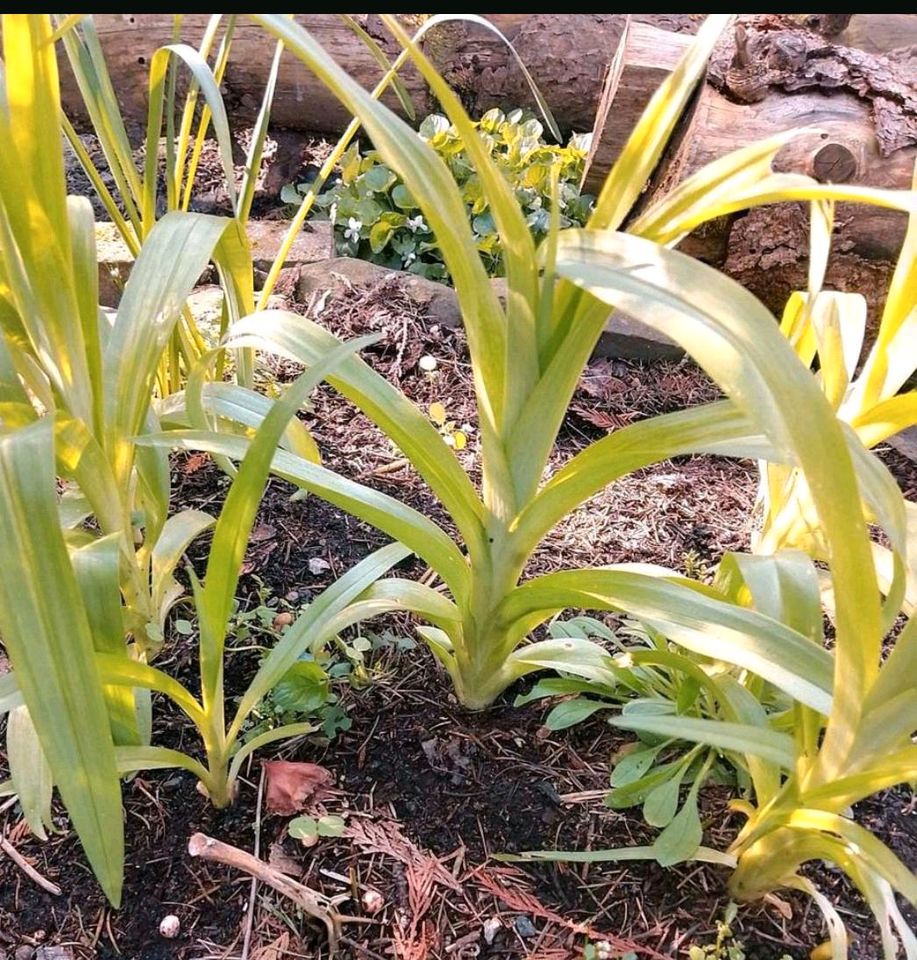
[[159, 915, 181, 938], [482, 917, 502, 945], [513, 916, 537, 938], [361, 889, 385, 914]]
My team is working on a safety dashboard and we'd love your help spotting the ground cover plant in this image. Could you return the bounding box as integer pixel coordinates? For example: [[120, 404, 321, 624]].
[[295, 108, 594, 281], [0, 11, 914, 960]]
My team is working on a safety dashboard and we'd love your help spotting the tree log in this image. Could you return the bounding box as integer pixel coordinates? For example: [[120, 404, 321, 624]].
[[47, 14, 702, 139], [51, 15, 429, 138], [581, 22, 694, 193], [632, 15, 916, 321], [30, 13, 917, 323]]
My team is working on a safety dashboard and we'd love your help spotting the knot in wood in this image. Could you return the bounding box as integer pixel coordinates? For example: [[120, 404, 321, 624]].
[[812, 142, 858, 183]]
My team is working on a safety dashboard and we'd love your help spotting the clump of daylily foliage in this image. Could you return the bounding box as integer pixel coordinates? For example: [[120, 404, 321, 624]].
[[284, 108, 594, 281]]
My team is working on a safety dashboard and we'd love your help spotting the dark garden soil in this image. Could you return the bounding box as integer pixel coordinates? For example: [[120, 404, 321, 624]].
[[2, 143, 915, 960]]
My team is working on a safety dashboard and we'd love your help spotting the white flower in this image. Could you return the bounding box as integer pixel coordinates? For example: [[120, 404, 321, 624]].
[[406, 215, 428, 234], [343, 217, 362, 242], [402, 250, 417, 267]]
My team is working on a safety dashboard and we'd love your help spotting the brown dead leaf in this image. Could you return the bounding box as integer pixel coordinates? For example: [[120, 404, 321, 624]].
[[263, 760, 333, 815], [250, 932, 290, 960], [577, 360, 622, 400], [250, 523, 277, 543], [267, 841, 303, 877], [570, 404, 635, 432], [182, 452, 210, 475]]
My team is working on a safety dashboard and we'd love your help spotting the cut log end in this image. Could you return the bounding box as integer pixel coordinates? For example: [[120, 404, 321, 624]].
[[810, 142, 860, 183]]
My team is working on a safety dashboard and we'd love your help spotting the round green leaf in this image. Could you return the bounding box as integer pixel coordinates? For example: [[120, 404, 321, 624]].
[[271, 661, 330, 716], [288, 815, 319, 843], [317, 814, 346, 837], [391, 183, 416, 210], [369, 221, 395, 254]]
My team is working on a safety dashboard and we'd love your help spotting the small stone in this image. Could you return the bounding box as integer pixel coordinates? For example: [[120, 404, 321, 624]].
[[513, 916, 537, 938], [272, 611, 294, 630], [361, 889, 385, 914], [308, 557, 330, 575], [418, 355, 438, 372], [482, 917, 502, 945], [14, 947, 34, 960], [159, 915, 181, 939]]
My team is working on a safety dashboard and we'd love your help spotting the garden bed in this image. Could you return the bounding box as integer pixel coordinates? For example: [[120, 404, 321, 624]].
[[2, 275, 914, 960]]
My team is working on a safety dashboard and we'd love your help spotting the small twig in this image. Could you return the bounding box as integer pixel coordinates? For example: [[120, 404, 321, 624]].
[[240, 767, 266, 960], [339, 934, 390, 960], [188, 832, 344, 953], [370, 457, 410, 477], [0, 833, 62, 896]]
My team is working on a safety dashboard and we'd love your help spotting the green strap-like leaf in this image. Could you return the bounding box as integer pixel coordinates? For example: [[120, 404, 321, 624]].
[[71, 534, 138, 745], [550, 229, 882, 776], [115, 745, 211, 785], [6, 705, 53, 839], [224, 309, 487, 561], [785, 810, 917, 906], [589, 14, 731, 232], [150, 509, 216, 624], [250, 14, 508, 448], [611, 714, 796, 769], [142, 43, 237, 228], [142, 428, 470, 601], [96, 652, 205, 728], [158, 381, 321, 464], [380, 14, 540, 453], [514, 400, 756, 554], [103, 212, 238, 448], [717, 550, 823, 643], [0, 419, 123, 905], [501, 567, 834, 714], [0, 671, 22, 714], [196, 333, 382, 725], [227, 721, 316, 784]]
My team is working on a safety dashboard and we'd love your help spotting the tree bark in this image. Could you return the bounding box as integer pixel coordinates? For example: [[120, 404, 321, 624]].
[[581, 22, 694, 193], [631, 14, 916, 321], [49, 14, 701, 139], [52, 15, 429, 138]]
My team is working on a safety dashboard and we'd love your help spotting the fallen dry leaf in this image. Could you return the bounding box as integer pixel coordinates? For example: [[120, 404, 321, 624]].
[[263, 760, 333, 815], [570, 404, 635, 432], [267, 841, 303, 877], [250, 932, 290, 960], [182, 452, 210, 475]]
